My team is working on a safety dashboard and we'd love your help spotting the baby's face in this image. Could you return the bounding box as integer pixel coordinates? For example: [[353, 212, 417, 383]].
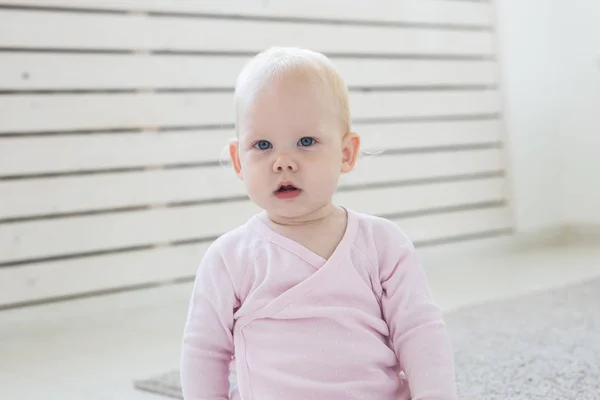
[[230, 76, 358, 220]]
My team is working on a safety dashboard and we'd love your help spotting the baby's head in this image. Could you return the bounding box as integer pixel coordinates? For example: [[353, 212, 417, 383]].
[[229, 47, 360, 221]]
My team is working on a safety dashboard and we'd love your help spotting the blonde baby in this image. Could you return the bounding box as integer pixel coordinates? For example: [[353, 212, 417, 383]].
[[180, 47, 457, 400]]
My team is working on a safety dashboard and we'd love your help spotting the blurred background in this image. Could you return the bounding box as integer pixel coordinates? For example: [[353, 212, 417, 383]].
[[0, 1, 598, 399]]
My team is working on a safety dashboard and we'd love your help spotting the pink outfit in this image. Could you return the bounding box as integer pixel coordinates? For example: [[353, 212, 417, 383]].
[[180, 208, 457, 399]]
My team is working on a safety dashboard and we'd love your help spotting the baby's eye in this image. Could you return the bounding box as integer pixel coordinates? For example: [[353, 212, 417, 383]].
[[298, 137, 316, 147], [253, 140, 272, 150]]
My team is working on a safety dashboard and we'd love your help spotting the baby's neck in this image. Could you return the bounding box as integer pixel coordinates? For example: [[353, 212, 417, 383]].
[[262, 203, 348, 260], [265, 203, 343, 228]]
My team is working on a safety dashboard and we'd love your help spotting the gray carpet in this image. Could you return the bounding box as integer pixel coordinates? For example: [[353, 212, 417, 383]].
[[135, 278, 600, 399], [447, 278, 600, 399]]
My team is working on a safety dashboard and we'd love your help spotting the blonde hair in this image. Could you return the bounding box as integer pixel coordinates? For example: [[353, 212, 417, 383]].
[[234, 46, 351, 135]]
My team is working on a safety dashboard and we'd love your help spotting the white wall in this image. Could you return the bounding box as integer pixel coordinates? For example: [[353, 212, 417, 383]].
[[495, 0, 563, 233], [497, 0, 600, 233], [553, 1, 600, 226]]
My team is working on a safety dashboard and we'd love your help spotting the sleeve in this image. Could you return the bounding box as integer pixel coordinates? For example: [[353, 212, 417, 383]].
[[180, 242, 240, 400], [379, 226, 458, 400]]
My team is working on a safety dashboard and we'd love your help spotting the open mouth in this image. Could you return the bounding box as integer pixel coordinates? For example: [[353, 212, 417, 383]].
[[274, 184, 302, 199], [276, 185, 299, 193]]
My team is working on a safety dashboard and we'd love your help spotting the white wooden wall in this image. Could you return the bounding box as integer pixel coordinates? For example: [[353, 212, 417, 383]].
[[0, 0, 512, 309]]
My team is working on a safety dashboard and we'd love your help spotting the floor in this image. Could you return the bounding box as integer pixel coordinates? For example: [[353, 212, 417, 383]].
[[1, 240, 599, 400]]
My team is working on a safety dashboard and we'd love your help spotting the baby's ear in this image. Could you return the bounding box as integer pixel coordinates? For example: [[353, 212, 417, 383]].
[[341, 132, 360, 173], [228, 139, 243, 179]]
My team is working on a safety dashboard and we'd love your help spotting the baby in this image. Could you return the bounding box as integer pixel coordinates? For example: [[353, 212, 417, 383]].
[[180, 47, 458, 400]]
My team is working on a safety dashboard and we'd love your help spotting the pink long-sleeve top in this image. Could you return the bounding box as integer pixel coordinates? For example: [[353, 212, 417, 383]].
[[180, 208, 457, 400]]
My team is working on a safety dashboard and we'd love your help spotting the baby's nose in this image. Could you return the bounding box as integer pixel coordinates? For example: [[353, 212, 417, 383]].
[[273, 154, 298, 172]]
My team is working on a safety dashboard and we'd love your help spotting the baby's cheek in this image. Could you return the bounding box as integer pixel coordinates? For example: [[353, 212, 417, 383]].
[[241, 155, 268, 178], [244, 170, 266, 190], [312, 164, 340, 192], [241, 152, 258, 167]]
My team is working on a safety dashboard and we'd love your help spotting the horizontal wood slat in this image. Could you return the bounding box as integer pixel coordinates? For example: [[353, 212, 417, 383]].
[[397, 206, 510, 242], [0, 54, 498, 90], [0, 10, 494, 55], [0, 119, 503, 176], [0, 149, 505, 218], [0, 242, 212, 307], [0, 90, 501, 133], [0, 206, 510, 307], [340, 178, 506, 217], [0, 180, 507, 264], [0, 0, 493, 26]]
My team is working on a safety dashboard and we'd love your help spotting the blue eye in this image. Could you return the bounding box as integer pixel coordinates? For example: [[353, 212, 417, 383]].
[[298, 137, 315, 147], [253, 140, 272, 150]]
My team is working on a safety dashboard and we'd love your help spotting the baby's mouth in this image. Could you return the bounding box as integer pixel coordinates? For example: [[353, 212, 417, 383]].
[[275, 184, 299, 193], [274, 184, 302, 199]]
